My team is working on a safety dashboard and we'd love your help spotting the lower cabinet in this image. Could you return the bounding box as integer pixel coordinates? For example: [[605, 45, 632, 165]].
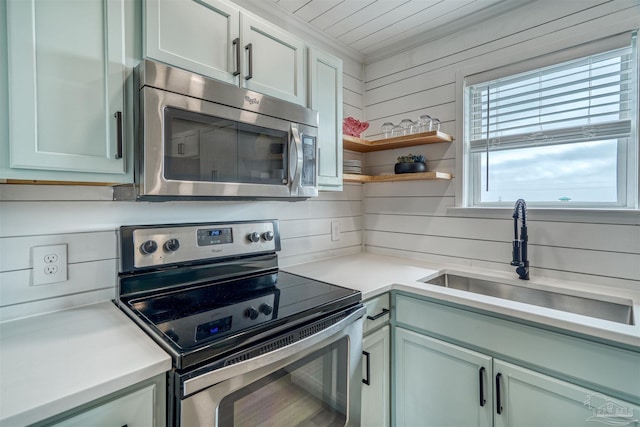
[[34, 375, 166, 427], [494, 360, 640, 427], [394, 293, 640, 427], [362, 325, 391, 427], [395, 328, 492, 427], [361, 293, 391, 427]]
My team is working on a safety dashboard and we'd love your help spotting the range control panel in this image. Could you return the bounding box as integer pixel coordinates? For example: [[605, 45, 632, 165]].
[[120, 220, 280, 271]]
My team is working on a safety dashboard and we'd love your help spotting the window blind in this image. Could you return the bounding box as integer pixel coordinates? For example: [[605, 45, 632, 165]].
[[468, 44, 634, 153]]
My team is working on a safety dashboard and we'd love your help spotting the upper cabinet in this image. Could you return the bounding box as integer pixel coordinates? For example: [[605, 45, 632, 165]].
[[145, 0, 305, 105], [308, 48, 343, 190], [144, 0, 240, 85], [2, 0, 131, 183], [240, 13, 305, 105]]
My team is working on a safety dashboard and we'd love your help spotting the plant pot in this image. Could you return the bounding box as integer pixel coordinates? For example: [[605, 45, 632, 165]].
[[394, 162, 426, 174]]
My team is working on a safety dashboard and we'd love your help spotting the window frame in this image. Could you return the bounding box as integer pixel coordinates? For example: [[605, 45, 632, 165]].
[[459, 33, 639, 211]]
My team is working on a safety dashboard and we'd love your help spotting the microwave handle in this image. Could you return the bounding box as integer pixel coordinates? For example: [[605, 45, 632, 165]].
[[289, 124, 303, 196]]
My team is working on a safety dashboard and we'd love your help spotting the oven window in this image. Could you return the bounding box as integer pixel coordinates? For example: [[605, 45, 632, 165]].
[[163, 107, 288, 185], [218, 337, 349, 427]]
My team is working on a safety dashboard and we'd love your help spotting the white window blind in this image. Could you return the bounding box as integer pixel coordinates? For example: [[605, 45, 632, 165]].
[[465, 35, 637, 207], [469, 47, 633, 152]]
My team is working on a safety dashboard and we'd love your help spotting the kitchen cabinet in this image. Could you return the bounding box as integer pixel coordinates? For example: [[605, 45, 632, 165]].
[[144, 0, 305, 105], [3, 0, 130, 183], [494, 360, 640, 427], [308, 48, 343, 190], [342, 131, 454, 183], [362, 293, 391, 427], [34, 375, 165, 427], [393, 292, 640, 427], [395, 328, 492, 427], [144, 0, 240, 85], [395, 328, 640, 427]]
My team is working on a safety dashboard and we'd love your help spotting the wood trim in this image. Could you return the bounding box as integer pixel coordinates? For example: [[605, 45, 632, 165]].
[[343, 131, 453, 153]]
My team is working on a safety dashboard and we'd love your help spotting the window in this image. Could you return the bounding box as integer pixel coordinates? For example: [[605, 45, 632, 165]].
[[465, 34, 638, 208]]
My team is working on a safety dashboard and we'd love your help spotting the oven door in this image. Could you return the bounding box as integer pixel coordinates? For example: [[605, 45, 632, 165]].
[[176, 307, 364, 427]]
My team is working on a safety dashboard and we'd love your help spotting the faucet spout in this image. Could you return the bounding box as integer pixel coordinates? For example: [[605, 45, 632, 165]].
[[510, 199, 529, 280]]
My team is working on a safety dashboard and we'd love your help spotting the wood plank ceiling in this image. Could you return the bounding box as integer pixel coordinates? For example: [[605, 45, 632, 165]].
[[269, 0, 535, 61]]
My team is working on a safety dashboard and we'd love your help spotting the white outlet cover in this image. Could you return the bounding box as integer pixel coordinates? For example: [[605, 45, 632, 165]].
[[32, 244, 68, 285]]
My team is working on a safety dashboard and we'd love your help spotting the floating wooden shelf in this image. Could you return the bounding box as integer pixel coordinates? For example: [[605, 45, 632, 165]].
[[343, 130, 453, 153], [343, 171, 452, 183]]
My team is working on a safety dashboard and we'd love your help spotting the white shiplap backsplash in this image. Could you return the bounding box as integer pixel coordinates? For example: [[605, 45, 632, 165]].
[[358, 0, 640, 290], [0, 183, 364, 322]]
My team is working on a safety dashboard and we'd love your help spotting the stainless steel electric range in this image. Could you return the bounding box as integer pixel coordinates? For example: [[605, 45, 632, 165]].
[[116, 220, 364, 427]]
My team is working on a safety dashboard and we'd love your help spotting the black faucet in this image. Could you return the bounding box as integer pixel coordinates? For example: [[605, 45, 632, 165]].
[[511, 199, 529, 280]]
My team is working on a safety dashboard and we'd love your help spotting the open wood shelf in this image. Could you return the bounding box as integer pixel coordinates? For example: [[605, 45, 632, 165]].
[[343, 171, 452, 183], [343, 130, 453, 153]]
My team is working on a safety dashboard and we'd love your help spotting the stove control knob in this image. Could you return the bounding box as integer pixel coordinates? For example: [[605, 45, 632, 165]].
[[262, 231, 274, 242], [140, 240, 158, 255], [247, 232, 260, 243], [163, 238, 180, 253], [259, 303, 273, 316], [245, 306, 259, 320]]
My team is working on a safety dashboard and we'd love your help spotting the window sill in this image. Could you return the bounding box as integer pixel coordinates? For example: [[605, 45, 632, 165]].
[[447, 206, 640, 225]]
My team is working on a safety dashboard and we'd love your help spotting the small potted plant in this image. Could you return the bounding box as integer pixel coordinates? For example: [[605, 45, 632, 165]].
[[395, 154, 427, 174]]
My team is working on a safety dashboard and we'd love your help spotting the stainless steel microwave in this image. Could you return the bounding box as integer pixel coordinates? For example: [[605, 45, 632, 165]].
[[114, 60, 319, 201]]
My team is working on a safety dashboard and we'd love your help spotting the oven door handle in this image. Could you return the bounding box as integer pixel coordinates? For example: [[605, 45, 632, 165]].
[[182, 305, 365, 397]]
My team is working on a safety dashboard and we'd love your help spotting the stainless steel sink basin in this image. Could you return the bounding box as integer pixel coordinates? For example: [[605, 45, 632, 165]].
[[424, 273, 634, 325]]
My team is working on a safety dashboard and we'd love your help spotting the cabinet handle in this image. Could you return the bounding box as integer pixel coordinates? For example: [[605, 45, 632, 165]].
[[114, 111, 123, 159], [232, 38, 240, 76], [479, 367, 486, 407], [362, 351, 371, 385], [496, 373, 503, 414], [367, 308, 389, 321], [245, 43, 253, 80]]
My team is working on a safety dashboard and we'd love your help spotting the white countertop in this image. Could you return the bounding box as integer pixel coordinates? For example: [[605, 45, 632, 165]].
[[283, 253, 640, 348], [0, 302, 171, 427]]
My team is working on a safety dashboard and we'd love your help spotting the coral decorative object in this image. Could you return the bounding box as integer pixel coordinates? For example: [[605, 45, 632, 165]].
[[343, 117, 369, 137]]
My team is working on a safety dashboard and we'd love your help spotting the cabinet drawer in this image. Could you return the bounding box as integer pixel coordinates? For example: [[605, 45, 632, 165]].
[[364, 293, 390, 334]]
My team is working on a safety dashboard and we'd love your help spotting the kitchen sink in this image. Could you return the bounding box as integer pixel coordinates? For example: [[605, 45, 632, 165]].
[[423, 273, 634, 325]]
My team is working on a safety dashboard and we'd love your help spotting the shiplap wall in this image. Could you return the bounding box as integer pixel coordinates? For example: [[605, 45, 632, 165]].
[[0, 183, 363, 321], [360, 0, 640, 291]]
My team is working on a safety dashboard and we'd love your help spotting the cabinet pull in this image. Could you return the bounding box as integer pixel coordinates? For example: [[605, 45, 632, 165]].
[[245, 43, 253, 80], [114, 111, 123, 159], [362, 351, 371, 385], [232, 38, 240, 76], [367, 308, 389, 321], [496, 373, 503, 414], [479, 367, 486, 407]]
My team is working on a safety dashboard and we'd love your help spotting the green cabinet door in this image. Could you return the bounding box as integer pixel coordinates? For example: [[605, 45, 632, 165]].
[[395, 328, 493, 427], [362, 325, 390, 427], [144, 0, 240, 85], [493, 359, 639, 427], [5, 0, 129, 181], [240, 12, 305, 105], [309, 47, 343, 191]]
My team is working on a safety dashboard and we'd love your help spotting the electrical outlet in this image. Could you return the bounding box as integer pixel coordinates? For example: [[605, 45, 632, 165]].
[[32, 244, 68, 285], [331, 221, 341, 241]]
